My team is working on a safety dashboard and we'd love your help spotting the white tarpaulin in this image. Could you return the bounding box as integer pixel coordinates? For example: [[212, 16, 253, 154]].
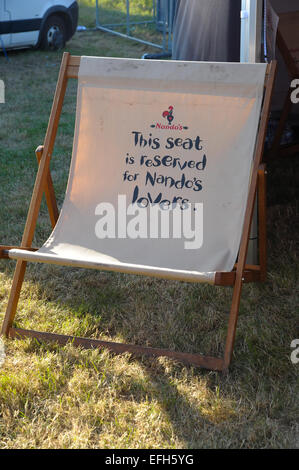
[[9, 57, 267, 283], [265, 0, 279, 61]]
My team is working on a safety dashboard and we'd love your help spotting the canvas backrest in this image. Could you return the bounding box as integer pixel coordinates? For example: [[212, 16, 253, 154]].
[[40, 57, 267, 274]]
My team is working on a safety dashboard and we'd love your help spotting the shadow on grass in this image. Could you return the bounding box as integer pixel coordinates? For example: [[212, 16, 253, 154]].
[[0, 140, 298, 448]]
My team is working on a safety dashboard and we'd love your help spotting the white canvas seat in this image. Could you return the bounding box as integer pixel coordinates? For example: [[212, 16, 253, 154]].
[[0, 54, 277, 371], [9, 57, 266, 284]]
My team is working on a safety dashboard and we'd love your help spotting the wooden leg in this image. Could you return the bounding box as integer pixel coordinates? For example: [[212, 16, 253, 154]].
[[1, 54, 70, 337], [20, 52, 69, 248], [223, 275, 243, 371], [0, 147, 59, 332], [223, 167, 267, 369], [1, 260, 27, 336], [258, 164, 267, 282], [222, 62, 277, 370]]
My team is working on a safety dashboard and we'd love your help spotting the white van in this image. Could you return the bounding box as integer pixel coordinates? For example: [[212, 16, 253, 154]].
[[0, 0, 78, 51]]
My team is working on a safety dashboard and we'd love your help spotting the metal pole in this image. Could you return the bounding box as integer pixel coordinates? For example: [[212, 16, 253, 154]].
[[167, 0, 174, 53], [96, 25, 164, 49], [240, 0, 263, 265], [241, 0, 263, 62], [126, 0, 130, 36], [161, 0, 167, 52], [96, 0, 100, 28]]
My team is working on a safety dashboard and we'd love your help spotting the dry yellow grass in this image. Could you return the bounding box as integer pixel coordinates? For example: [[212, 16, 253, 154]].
[[0, 0, 298, 449]]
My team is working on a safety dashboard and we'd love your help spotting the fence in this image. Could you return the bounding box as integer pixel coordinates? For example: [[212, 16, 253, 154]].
[[94, 0, 176, 52]]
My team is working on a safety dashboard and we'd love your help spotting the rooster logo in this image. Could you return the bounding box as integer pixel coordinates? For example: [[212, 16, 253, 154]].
[[162, 106, 174, 125]]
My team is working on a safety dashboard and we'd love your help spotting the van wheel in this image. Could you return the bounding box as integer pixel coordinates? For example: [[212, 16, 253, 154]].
[[40, 15, 66, 50]]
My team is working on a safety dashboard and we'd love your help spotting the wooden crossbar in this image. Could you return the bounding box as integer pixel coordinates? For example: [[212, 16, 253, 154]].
[[9, 327, 224, 371]]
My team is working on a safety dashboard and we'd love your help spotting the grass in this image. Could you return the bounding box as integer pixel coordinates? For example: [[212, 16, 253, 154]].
[[0, 0, 298, 449]]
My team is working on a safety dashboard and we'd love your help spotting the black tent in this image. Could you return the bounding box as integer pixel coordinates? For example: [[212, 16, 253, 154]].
[[172, 0, 299, 114], [172, 0, 241, 63]]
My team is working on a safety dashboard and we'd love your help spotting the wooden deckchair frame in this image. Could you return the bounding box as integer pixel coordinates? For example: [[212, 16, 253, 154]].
[[266, 11, 299, 160], [0, 53, 277, 372]]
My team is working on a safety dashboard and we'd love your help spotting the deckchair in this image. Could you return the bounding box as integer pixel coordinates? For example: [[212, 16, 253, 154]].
[[267, 10, 299, 159], [0, 53, 276, 372]]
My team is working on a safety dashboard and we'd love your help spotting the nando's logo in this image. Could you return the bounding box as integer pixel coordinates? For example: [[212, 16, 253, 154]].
[[162, 105, 174, 125], [151, 105, 188, 131]]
